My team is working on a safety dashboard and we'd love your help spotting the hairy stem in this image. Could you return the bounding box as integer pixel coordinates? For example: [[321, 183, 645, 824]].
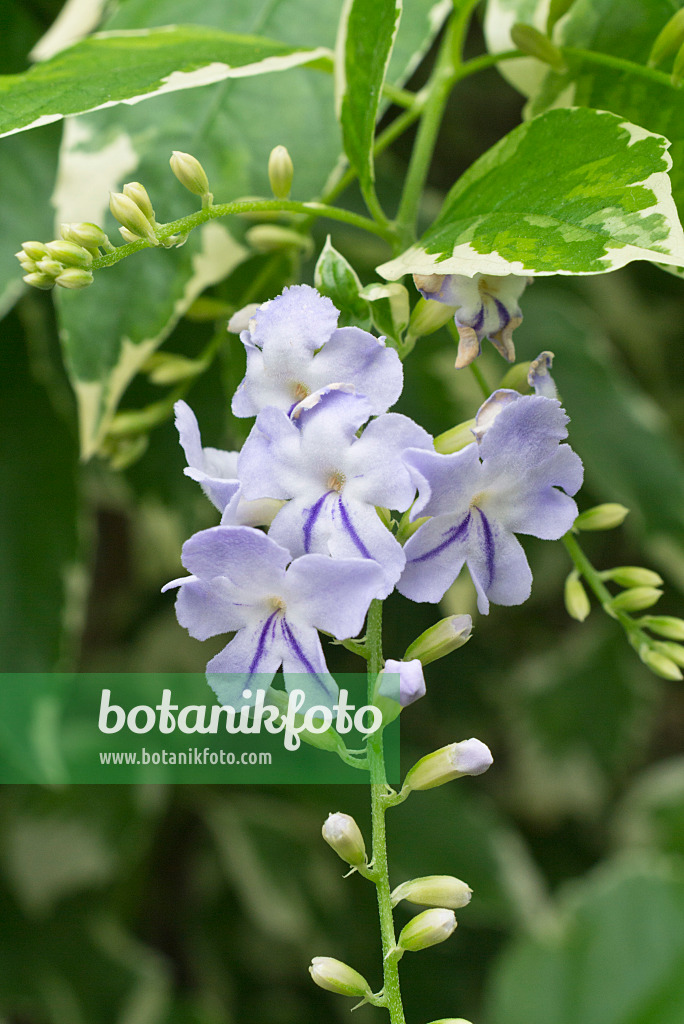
[[366, 600, 406, 1024]]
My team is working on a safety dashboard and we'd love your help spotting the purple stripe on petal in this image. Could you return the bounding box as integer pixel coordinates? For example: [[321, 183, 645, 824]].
[[410, 514, 471, 564], [249, 612, 278, 673], [471, 305, 485, 333], [303, 492, 330, 553], [492, 297, 510, 332], [281, 618, 320, 676], [475, 507, 495, 588], [337, 497, 373, 559]]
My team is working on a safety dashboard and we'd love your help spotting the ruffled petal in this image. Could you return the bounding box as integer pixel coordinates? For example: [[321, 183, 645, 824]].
[[181, 525, 289, 588], [251, 284, 338, 354], [345, 413, 432, 510], [308, 327, 403, 413], [284, 553, 385, 638], [478, 394, 570, 466]]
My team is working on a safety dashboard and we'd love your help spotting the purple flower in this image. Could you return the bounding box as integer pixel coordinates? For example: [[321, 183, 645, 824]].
[[397, 393, 583, 613], [162, 524, 385, 707], [378, 659, 426, 707], [413, 272, 528, 368], [231, 284, 403, 417], [238, 387, 433, 599], [174, 400, 240, 513]]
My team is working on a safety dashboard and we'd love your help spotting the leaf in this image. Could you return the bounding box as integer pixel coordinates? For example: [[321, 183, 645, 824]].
[[314, 235, 372, 328], [49, 0, 447, 459], [0, 25, 333, 138], [377, 107, 684, 279], [335, 0, 403, 192], [485, 858, 684, 1024]]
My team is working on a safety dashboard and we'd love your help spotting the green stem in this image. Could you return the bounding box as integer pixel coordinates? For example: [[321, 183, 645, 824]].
[[93, 198, 394, 272], [561, 45, 678, 89], [366, 600, 406, 1024]]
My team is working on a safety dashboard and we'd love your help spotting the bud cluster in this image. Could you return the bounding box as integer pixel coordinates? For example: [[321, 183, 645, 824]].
[[110, 182, 160, 245], [15, 222, 114, 291]]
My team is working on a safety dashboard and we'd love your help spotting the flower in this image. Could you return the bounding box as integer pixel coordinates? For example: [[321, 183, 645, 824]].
[[162, 524, 384, 707], [238, 387, 432, 599], [397, 393, 583, 612], [231, 284, 403, 416], [413, 273, 528, 368]]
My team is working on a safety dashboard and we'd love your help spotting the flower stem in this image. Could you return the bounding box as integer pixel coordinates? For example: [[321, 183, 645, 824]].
[[366, 600, 406, 1024]]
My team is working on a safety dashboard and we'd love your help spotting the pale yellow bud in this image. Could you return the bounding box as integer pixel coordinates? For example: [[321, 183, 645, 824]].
[[170, 150, 211, 197], [604, 566, 663, 588], [55, 268, 94, 290], [510, 23, 566, 70], [45, 239, 93, 268], [397, 908, 456, 952], [60, 222, 110, 250], [245, 224, 313, 255], [36, 258, 64, 278], [402, 739, 493, 794], [638, 643, 683, 681], [309, 957, 372, 998], [609, 587, 663, 613], [109, 192, 159, 246], [564, 572, 591, 622], [652, 640, 684, 669], [390, 875, 472, 910], [122, 181, 156, 221], [639, 616, 684, 641], [23, 272, 55, 290], [574, 504, 629, 531], [21, 241, 48, 261], [434, 420, 476, 454], [321, 812, 367, 867], [407, 296, 458, 340], [268, 144, 294, 199], [404, 615, 472, 666]]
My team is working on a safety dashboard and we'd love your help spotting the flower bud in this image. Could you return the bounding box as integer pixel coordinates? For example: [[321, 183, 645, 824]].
[[21, 240, 48, 261], [227, 303, 260, 333], [245, 224, 313, 255], [510, 23, 566, 70], [404, 615, 472, 666], [309, 957, 372, 998], [574, 504, 629, 531], [671, 40, 684, 86], [434, 420, 476, 454], [60, 222, 110, 251], [402, 739, 493, 794], [170, 150, 211, 197], [109, 192, 158, 245], [648, 9, 684, 66], [119, 226, 143, 243], [321, 812, 367, 867], [23, 272, 55, 290], [55, 268, 94, 290], [36, 258, 64, 277], [122, 181, 156, 222], [397, 908, 456, 952], [638, 643, 683, 681], [604, 566, 664, 588], [391, 875, 472, 910], [268, 144, 294, 199], [143, 352, 205, 385], [407, 296, 458, 340], [564, 572, 591, 622], [16, 254, 38, 272], [546, 0, 575, 32], [639, 615, 684, 641], [652, 640, 684, 669], [377, 659, 426, 708], [609, 587, 663, 613], [45, 239, 93, 268]]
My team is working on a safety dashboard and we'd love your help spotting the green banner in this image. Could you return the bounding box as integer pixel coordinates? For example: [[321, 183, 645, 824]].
[[0, 673, 400, 784]]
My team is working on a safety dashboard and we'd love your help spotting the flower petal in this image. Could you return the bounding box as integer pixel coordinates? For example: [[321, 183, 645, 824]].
[[279, 618, 338, 707], [307, 326, 403, 413], [181, 525, 289, 587], [465, 513, 532, 614], [345, 413, 432, 510], [403, 444, 481, 519], [399, 514, 471, 603], [172, 575, 250, 639], [284, 553, 385, 638]]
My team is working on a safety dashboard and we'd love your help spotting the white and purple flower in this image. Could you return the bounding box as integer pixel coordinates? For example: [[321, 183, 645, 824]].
[[413, 272, 528, 369], [231, 283, 403, 417], [238, 387, 433, 599], [397, 392, 583, 613], [162, 525, 385, 707]]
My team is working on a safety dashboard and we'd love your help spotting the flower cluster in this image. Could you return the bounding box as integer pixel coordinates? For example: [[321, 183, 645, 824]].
[[164, 283, 583, 703]]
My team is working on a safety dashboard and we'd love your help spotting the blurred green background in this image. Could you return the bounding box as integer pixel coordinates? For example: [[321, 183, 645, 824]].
[[1, 1, 684, 1022]]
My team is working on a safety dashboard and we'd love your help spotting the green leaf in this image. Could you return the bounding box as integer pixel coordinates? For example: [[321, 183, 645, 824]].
[[485, 858, 684, 1024], [314, 236, 372, 328], [335, 0, 403, 192], [377, 107, 684, 279], [360, 281, 410, 346], [0, 25, 333, 138]]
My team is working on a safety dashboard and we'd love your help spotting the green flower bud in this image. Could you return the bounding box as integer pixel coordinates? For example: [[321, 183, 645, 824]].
[[407, 296, 457, 340], [603, 566, 664, 588], [574, 503, 630, 531], [122, 181, 156, 222], [36, 258, 64, 278], [16, 254, 38, 273], [321, 812, 367, 867], [510, 23, 566, 70], [434, 419, 476, 454], [609, 587, 663, 613], [652, 640, 684, 669], [60, 222, 110, 251], [268, 144, 294, 199], [55, 268, 94, 290], [564, 572, 591, 622], [23, 272, 56, 290], [143, 352, 206, 385], [649, 9, 684, 66], [402, 739, 493, 794], [118, 226, 143, 243], [309, 957, 372, 998], [245, 224, 313, 255], [404, 615, 472, 666], [391, 875, 472, 910], [638, 643, 683, 681], [546, 0, 575, 33], [170, 150, 211, 197], [21, 241, 48, 261], [397, 908, 456, 952], [45, 239, 93, 268], [109, 192, 159, 246], [639, 615, 684, 641]]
